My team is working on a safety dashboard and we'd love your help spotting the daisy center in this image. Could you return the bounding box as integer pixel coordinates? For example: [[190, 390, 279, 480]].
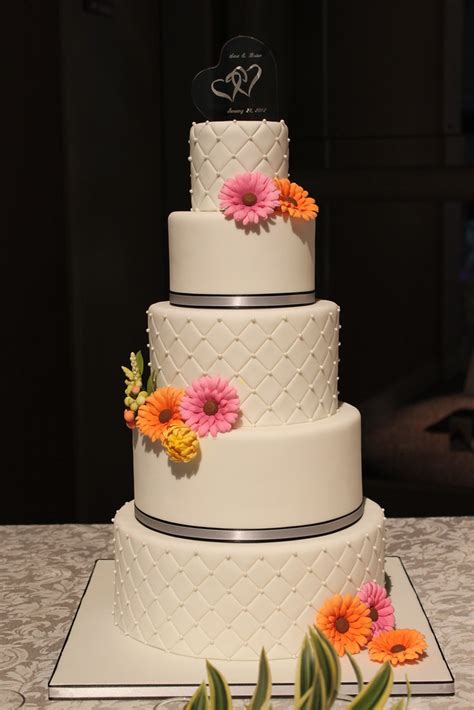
[[242, 192, 257, 206], [285, 195, 298, 206], [390, 644, 406, 653], [335, 617, 349, 633], [159, 408, 173, 423], [203, 399, 219, 415], [369, 607, 379, 622]]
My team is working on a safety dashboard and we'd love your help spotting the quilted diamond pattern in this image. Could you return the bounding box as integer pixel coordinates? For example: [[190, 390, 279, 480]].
[[114, 501, 385, 661], [147, 303, 340, 427], [190, 121, 289, 211]]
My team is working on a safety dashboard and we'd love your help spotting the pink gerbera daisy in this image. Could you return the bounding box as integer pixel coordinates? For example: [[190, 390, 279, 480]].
[[218, 172, 280, 226], [357, 582, 395, 637], [180, 376, 240, 437]]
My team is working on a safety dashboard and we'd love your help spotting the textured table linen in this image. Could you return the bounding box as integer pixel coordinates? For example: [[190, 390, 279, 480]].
[[0, 517, 472, 709]]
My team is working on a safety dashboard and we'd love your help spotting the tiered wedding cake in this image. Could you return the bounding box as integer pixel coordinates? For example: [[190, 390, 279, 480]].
[[112, 115, 386, 662]]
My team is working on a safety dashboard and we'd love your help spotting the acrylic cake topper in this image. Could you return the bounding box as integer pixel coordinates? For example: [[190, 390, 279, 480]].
[[192, 36, 278, 120]]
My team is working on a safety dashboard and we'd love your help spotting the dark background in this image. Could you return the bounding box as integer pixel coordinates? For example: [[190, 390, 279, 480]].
[[6, 0, 474, 524]]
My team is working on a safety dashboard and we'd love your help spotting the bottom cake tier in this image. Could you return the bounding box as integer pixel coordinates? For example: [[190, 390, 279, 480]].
[[113, 499, 385, 661]]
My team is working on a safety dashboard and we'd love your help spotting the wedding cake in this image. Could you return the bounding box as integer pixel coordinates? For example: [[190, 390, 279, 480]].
[[113, 39, 385, 663]]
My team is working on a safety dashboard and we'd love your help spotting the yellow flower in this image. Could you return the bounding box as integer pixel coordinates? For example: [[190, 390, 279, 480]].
[[161, 424, 200, 463]]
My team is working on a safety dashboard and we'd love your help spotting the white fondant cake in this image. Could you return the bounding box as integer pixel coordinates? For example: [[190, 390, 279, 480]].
[[114, 117, 387, 662], [169, 211, 315, 298], [133, 403, 362, 531], [189, 120, 289, 211], [148, 300, 339, 427], [114, 499, 385, 661]]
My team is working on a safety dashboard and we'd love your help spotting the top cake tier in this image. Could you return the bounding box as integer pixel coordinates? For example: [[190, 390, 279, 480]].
[[189, 120, 289, 211]]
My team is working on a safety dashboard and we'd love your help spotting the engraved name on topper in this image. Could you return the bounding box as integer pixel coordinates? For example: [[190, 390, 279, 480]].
[[210, 64, 263, 103]]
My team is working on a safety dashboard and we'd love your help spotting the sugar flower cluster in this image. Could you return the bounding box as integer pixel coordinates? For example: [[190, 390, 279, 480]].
[[124, 373, 240, 464], [218, 172, 318, 226], [315, 581, 427, 665]]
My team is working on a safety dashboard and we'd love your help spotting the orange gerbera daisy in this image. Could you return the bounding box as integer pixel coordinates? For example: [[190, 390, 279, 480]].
[[316, 594, 372, 656], [136, 386, 185, 442], [368, 628, 427, 666], [274, 178, 319, 221]]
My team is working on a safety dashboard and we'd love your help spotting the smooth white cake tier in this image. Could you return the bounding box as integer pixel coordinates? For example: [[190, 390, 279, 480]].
[[147, 300, 339, 427], [169, 212, 315, 302], [189, 120, 289, 211], [113, 499, 385, 661], [133, 403, 362, 532]]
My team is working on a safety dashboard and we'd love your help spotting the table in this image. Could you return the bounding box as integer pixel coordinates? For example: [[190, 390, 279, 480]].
[[1, 517, 472, 709]]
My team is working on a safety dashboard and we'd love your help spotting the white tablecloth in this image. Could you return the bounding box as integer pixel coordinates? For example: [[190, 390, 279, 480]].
[[1, 517, 472, 708]]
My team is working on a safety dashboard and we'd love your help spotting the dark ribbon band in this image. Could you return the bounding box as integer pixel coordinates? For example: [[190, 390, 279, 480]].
[[169, 291, 316, 308], [134, 500, 365, 543]]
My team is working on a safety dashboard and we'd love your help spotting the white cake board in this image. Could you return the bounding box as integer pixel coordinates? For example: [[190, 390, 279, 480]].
[[49, 557, 454, 700]]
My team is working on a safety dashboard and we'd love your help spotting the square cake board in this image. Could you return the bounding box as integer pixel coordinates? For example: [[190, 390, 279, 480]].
[[49, 557, 454, 700]]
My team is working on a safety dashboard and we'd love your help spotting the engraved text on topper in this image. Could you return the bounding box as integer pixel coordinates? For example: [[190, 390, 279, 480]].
[[211, 65, 263, 103]]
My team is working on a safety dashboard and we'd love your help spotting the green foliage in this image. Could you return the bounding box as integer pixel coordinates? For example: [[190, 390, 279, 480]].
[[206, 660, 233, 710], [184, 628, 406, 710], [247, 649, 272, 710], [146, 371, 155, 395], [135, 350, 144, 376], [309, 627, 340, 706], [346, 652, 364, 694], [184, 682, 210, 710], [295, 635, 316, 706], [347, 662, 393, 710]]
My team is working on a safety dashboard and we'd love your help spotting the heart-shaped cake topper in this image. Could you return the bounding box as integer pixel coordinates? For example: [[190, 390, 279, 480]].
[[192, 36, 278, 121]]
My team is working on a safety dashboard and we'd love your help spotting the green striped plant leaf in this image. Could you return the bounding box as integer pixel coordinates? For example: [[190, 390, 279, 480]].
[[294, 686, 313, 710], [347, 662, 393, 710], [206, 660, 233, 710], [294, 661, 326, 710], [294, 635, 316, 706], [184, 682, 210, 710], [247, 648, 272, 710], [346, 651, 364, 694], [405, 675, 411, 706], [309, 627, 340, 706]]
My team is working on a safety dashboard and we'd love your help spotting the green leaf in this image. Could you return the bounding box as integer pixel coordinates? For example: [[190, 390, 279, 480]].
[[121, 366, 134, 380], [347, 662, 393, 710], [295, 635, 316, 706], [184, 682, 210, 710], [146, 372, 155, 395], [309, 627, 340, 706], [405, 675, 411, 707], [294, 686, 313, 710], [346, 651, 364, 694], [389, 701, 405, 710], [135, 350, 144, 376], [312, 666, 327, 710], [206, 660, 233, 710], [247, 648, 272, 710]]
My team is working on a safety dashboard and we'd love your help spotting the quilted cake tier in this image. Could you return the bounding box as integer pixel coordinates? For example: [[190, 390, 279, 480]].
[[113, 499, 385, 661], [133, 403, 362, 532], [147, 300, 340, 427], [189, 120, 289, 211]]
